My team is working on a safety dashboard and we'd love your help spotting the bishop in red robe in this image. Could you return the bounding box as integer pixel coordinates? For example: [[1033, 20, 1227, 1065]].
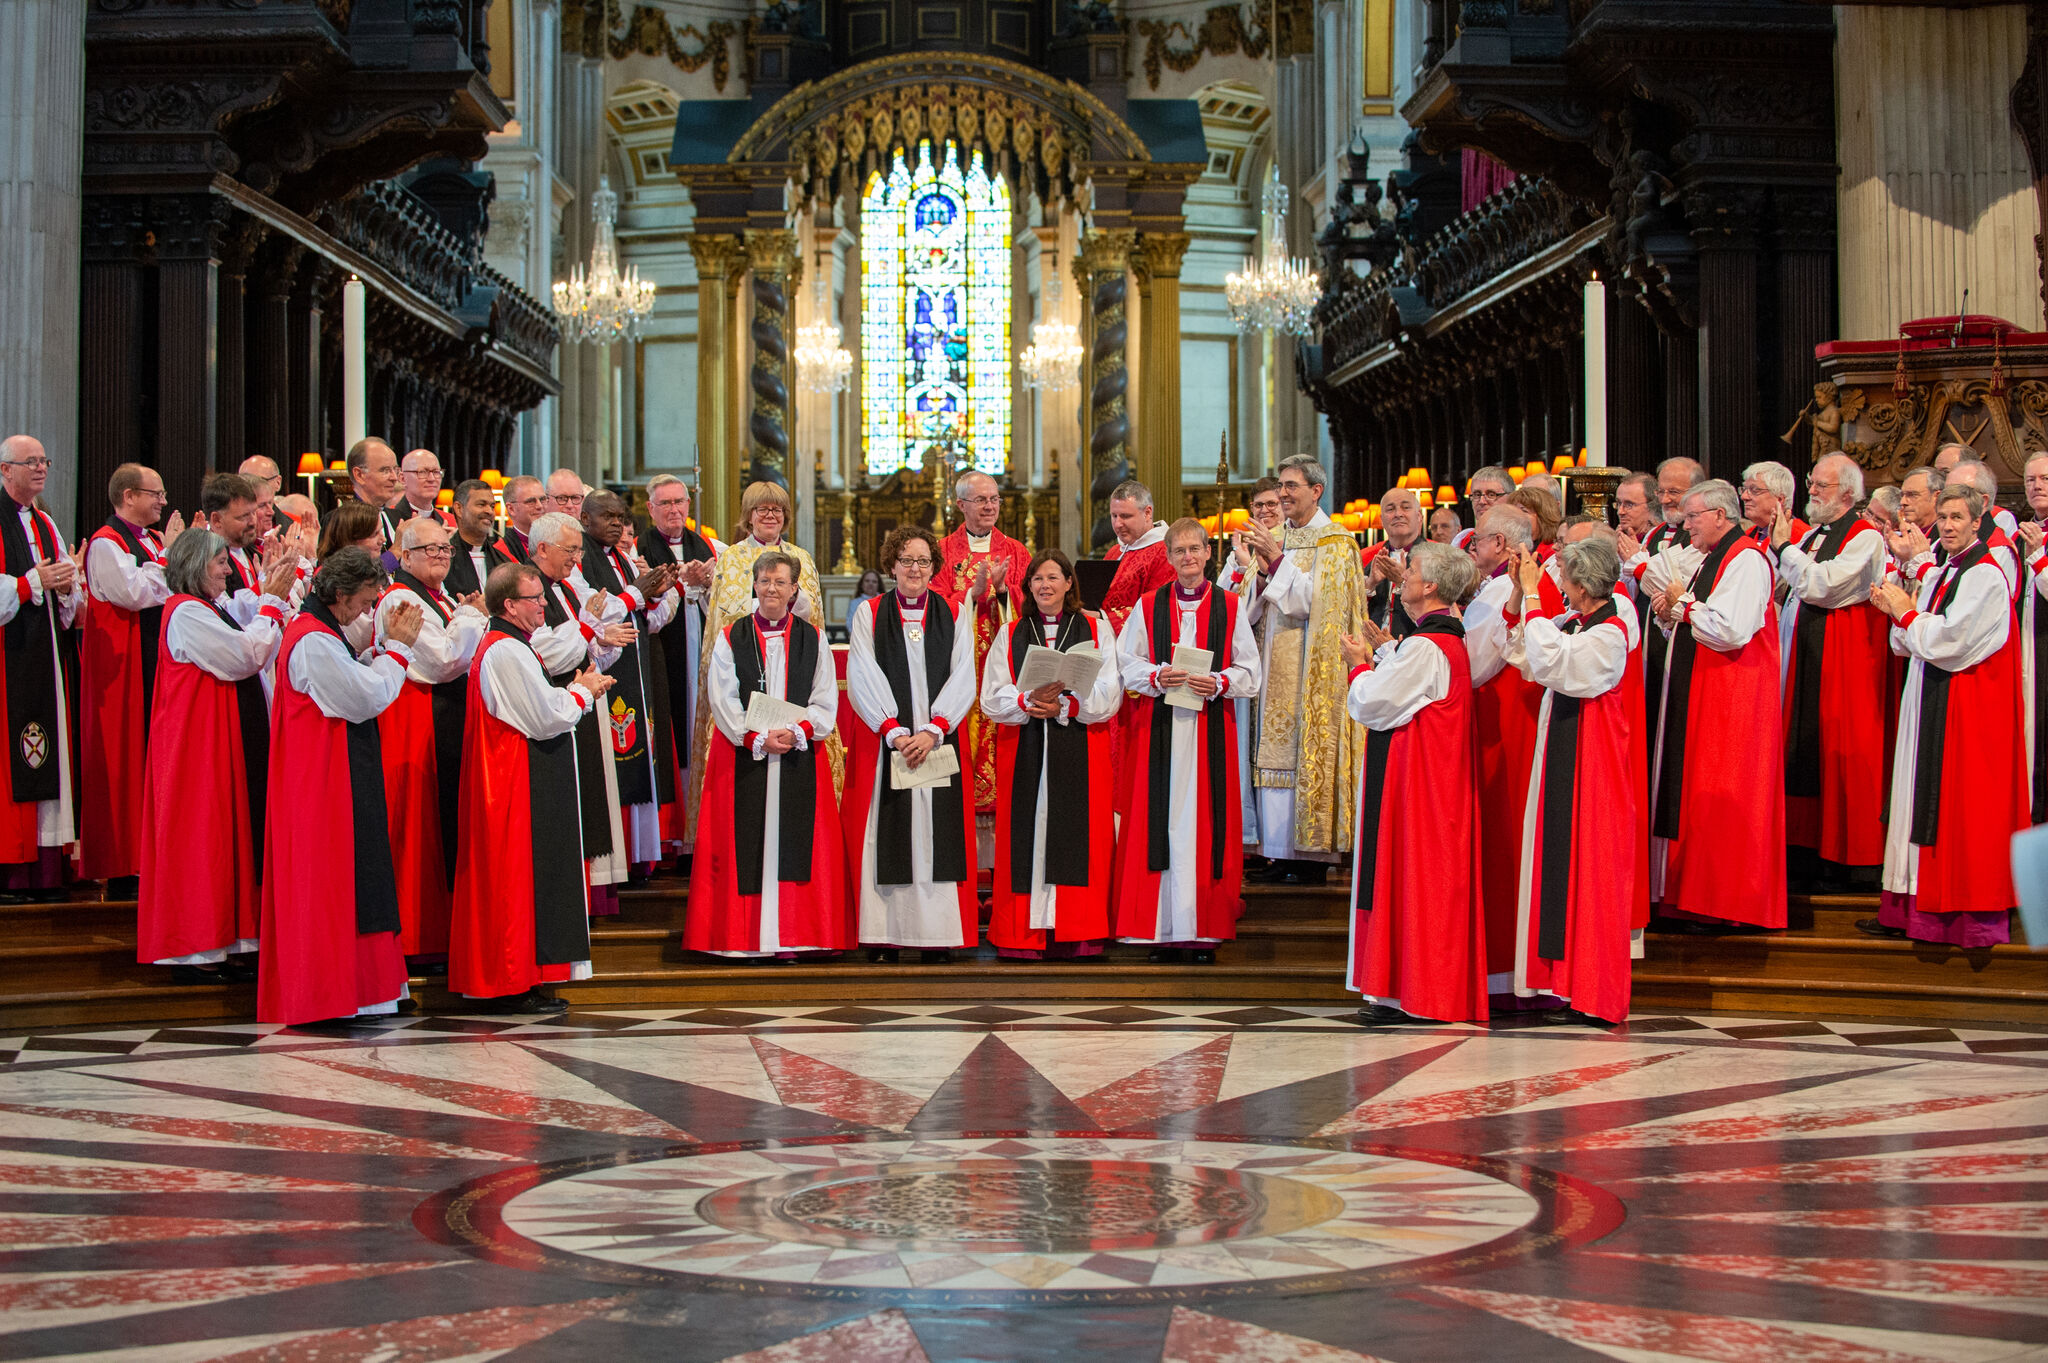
[[1646, 480, 1785, 932], [137, 531, 281, 979], [80, 463, 171, 890], [450, 563, 604, 1013], [258, 549, 417, 1026], [1359, 487, 1427, 640], [981, 550, 1121, 958], [936, 471, 1033, 829], [1098, 482, 1174, 800], [1344, 541, 1488, 1026], [1772, 455, 1889, 890], [686, 553, 846, 957], [1110, 520, 1259, 961], [1871, 488, 2027, 946], [1505, 543, 1638, 1026]]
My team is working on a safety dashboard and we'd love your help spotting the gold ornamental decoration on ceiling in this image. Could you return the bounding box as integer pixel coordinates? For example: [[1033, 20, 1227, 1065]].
[[727, 54, 1152, 205]]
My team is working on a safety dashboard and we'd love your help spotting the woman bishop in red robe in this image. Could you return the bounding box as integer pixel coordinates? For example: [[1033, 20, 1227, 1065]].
[[450, 563, 611, 1014], [1503, 539, 1638, 1026], [981, 549, 1121, 958], [137, 529, 290, 981], [685, 551, 846, 959], [257, 548, 421, 1027], [1344, 540, 1488, 1026]]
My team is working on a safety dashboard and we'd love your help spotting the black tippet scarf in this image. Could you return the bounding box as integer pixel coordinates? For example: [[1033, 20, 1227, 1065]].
[[2033, 538, 2048, 824], [483, 618, 589, 966], [101, 517, 165, 742], [638, 524, 716, 768], [578, 534, 674, 808], [1536, 601, 1620, 960], [729, 614, 818, 894], [0, 499, 70, 805], [1782, 515, 1865, 799], [441, 533, 508, 599], [1649, 528, 1744, 840], [390, 569, 468, 890], [1352, 612, 1467, 914], [1910, 540, 1993, 847], [872, 592, 968, 885], [204, 598, 271, 880], [1365, 544, 1418, 641], [302, 596, 401, 935], [1008, 612, 1092, 895], [539, 574, 613, 861], [1637, 521, 1683, 754], [1147, 585, 1232, 881]]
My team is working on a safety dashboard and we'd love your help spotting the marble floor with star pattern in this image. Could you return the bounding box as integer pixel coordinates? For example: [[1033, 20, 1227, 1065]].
[[0, 1000, 2045, 1362]]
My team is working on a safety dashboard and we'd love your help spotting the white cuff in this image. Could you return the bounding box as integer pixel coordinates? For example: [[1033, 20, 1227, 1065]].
[[750, 733, 769, 760]]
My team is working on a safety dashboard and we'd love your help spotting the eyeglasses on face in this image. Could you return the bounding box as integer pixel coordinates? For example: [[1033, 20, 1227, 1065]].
[[957, 495, 1000, 508], [895, 556, 934, 568], [407, 545, 454, 558], [511, 592, 546, 603], [4, 457, 51, 470]]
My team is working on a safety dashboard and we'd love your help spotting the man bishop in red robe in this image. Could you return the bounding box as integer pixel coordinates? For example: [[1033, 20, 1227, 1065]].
[[1111, 519, 1259, 962], [1869, 485, 2027, 946], [1772, 453, 1889, 892], [1097, 480, 1174, 796], [1646, 479, 1786, 933], [685, 551, 846, 958], [450, 564, 610, 1014], [80, 463, 176, 895], [935, 471, 1032, 844], [1344, 540, 1488, 1026]]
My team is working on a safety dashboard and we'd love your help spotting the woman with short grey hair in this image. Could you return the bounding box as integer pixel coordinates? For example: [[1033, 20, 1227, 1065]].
[[1553, 534, 1623, 603], [163, 528, 228, 600]]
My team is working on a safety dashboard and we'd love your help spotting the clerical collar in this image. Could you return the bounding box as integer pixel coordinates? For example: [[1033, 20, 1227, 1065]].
[[1173, 582, 1207, 602], [408, 503, 437, 519], [754, 611, 790, 632], [1039, 612, 1062, 627], [115, 514, 152, 538], [895, 590, 927, 610], [967, 531, 992, 552]]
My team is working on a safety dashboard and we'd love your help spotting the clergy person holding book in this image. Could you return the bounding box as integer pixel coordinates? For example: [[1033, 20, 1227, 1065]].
[[1111, 518, 1261, 962], [980, 549, 1122, 958], [685, 552, 847, 959]]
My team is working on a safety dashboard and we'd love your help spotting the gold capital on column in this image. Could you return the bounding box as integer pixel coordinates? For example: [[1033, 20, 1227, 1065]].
[[1136, 232, 1191, 521]]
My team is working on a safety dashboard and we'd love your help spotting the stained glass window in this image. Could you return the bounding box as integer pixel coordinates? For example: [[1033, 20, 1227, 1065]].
[[860, 141, 1012, 476]]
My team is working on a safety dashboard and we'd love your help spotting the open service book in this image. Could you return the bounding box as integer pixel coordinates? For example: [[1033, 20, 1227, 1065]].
[[742, 690, 811, 735], [1013, 643, 1106, 697]]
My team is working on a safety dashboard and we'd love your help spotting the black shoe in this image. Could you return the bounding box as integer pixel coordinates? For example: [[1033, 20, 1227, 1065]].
[[866, 947, 900, 964], [219, 956, 258, 983], [409, 960, 449, 978], [919, 949, 953, 965], [1147, 947, 1185, 963], [1855, 917, 1907, 939], [169, 964, 224, 986], [103, 875, 139, 901], [1243, 862, 1289, 884], [1540, 1008, 1617, 1028], [1352, 1004, 1443, 1027], [482, 990, 568, 1015], [1190, 949, 1217, 965], [1282, 864, 1329, 886]]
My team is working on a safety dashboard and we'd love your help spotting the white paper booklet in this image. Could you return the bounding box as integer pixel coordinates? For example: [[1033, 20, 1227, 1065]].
[[890, 742, 962, 790], [1014, 643, 1105, 696], [743, 689, 811, 734], [1163, 644, 1215, 711]]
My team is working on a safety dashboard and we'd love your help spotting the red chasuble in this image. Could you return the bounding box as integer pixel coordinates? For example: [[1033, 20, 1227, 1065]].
[[79, 520, 163, 880], [450, 629, 591, 999], [936, 526, 1031, 816], [685, 616, 848, 953], [137, 595, 261, 963], [1782, 519, 1889, 868], [1110, 584, 1245, 942], [1519, 603, 1637, 1023], [1347, 619, 1489, 1023], [257, 609, 407, 1026], [1653, 535, 1787, 928], [375, 580, 455, 956], [989, 613, 1116, 950]]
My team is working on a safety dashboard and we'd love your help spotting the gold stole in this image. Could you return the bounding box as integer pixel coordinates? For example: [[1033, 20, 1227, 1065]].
[[1252, 526, 1368, 853]]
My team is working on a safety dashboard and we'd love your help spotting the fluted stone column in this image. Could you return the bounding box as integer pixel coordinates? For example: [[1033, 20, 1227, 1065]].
[[1135, 232, 1190, 524], [688, 232, 746, 534], [1076, 230, 1133, 552], [745, 228, 801, 492], [0, 0, 83, 530]]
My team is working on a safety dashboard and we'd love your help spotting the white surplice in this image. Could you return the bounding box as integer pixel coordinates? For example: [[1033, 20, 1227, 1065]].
[[705, 618, 839, 955], [1115, 588, 1260, 943], [537, 572, 626, 887], [1774, 518, 1887, 684], [979, 613, 1123, 929], [847, 594, 979, 947], [374, 585, 487, 686], [1881, 554, 2011, 897]]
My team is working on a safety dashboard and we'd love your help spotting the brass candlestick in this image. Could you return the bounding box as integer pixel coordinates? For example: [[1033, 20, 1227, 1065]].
[[1559, 466, 1626, 522]]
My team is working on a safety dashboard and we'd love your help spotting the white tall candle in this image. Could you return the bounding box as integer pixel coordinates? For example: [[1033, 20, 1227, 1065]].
[[1582, 272, 1607, 467], [611, 360, 624, 484], [342, 276, 367, 451]]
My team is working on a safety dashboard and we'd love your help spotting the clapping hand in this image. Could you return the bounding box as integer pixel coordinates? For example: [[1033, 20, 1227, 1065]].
[[1340, 633, 1373, 670], [1231, 530, 1254, 571], [2019, 522, 2045, 555], [1370, 552, 1405, 588], [599, 620, 638, 648], [584, 589, 612, 620], [1246, 521, 1282, 567], [35, 549, 76, 596], [160, 511, 186, 550], [1770, 508, 1793, 550], [1870, 579, 1916, 620], [680, 559, 714, 589], [1357, 615, 1394, 653], [385, 601, 424, 648], [456, 590, 484, 614], [1515, 552, 1545, 597], [632, 564, 677, 600], [1886, 523, 1930, 564], [1617, 531, 1644, 561], [259, 551, 298, 601], [571, 664, 616, 697], [1654, 578, 1686, 624]]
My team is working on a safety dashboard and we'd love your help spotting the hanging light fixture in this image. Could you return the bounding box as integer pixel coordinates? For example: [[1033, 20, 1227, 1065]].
[[1226, 164, 1321, 338], [551, 175, 656, 345], [1018, 271, 1085, 392], [795, 266, 853, 394]]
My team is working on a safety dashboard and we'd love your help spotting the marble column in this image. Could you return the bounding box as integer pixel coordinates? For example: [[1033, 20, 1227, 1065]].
[[0, 0, 83, 530], [688, 232, 745, 534], [745, 228, 800, 492], [1076, 229, 1133, 552], [1135, 232, 1190, 524]]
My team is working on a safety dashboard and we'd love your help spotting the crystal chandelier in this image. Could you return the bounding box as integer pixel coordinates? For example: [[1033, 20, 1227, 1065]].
[[551, 175, 655, 345], [1226, 165, 1321, 337], [1018, 271, 1084, 392], [795, 270, 853, 394]]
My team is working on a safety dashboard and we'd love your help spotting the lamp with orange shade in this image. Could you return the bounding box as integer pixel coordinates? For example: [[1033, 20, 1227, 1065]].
[[434, 489, 454, 509], [1509, 467, 1526, 484], [296, 453, 325, 506], [1436, 485, 1457, 505], [1550, 455, 1575, 475]]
